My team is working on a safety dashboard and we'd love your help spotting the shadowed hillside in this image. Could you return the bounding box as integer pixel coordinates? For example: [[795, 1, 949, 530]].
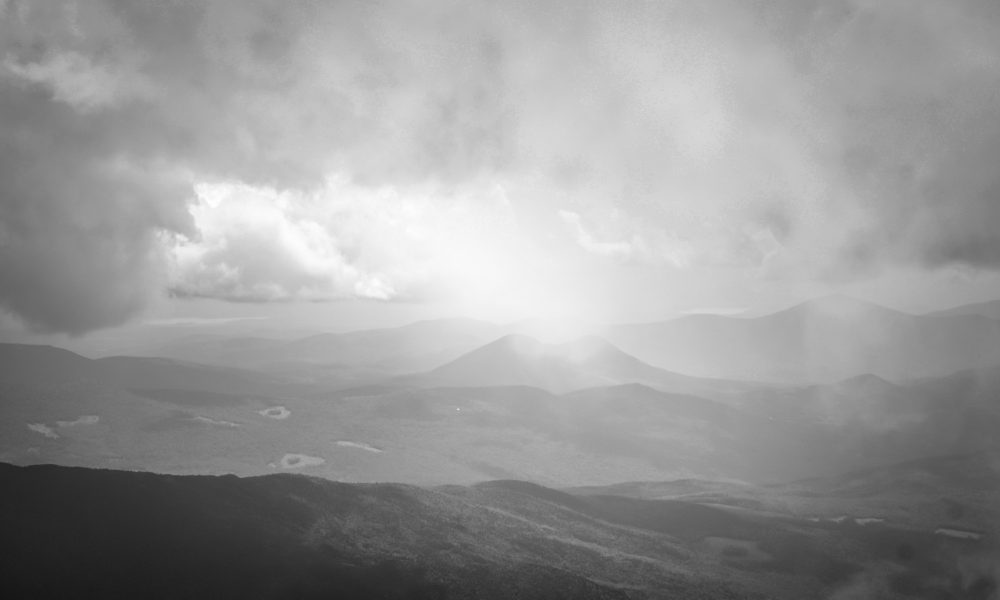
[[0, 463, 746, 599], [3, 462, 997, 599]]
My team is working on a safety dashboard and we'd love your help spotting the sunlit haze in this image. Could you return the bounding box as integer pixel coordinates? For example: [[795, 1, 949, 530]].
[[3, 4, 1000, 597]]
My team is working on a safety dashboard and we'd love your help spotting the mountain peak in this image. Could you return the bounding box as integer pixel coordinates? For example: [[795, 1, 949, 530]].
[[830, 372, 898, 394], [783, 294, 902, 318], [415, 333, 690, 394], [466, 334, 625, 363], [556, 334, 621, 356], [927, 298, 1000, 319], [484, 333, 544, 352]]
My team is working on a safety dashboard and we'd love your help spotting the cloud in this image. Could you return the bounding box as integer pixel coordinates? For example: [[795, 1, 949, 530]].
[[168, 177, 532, 309], [803, 0, 1000, 275], [2, 50, 151, 112], [170, 182, 376, 302], [1, 0, 999, 332], [558, 210, 694, 268], [0, 81, 193, 333]]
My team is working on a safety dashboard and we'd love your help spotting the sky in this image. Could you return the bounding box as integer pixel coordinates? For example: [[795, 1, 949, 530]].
[[3, 0, 1000, 342]]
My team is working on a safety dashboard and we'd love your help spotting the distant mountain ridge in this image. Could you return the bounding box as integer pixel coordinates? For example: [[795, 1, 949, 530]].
[[607, 294, 1000, 383], [926, 298, 1000, 319], [0, 343, 292, 395], [146, 318, 505, 375], [118, 295, 1000, 385]]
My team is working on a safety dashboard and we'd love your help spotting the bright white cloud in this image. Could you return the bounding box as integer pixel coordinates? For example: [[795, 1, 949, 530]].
[[171, 181, 368, 302], [168, 177, 551, 318]]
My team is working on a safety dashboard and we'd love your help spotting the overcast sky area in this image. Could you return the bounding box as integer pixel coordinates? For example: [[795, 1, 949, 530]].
[[3, 0, 1000, 343]]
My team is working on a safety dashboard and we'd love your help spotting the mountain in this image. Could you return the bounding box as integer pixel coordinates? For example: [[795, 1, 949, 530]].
[[0, 343, 101, 383], [135, 295, 1000, 384], [7, 335, 996, 486], [0, 343, 293, 395], [927, 299, 1000, 320], [148, 318, 504, 377], [505, 317, 603, 342], [142, 333, 282, 365], [3, 462, 995, 599], [405, 334, 749, 396], [0, 339, 798, 484], [287, 318, 503, 370], [607, 294, 1000, 383]]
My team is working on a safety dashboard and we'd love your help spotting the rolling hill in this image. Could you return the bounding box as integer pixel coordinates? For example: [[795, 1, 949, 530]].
[[0, 342, 296, 395], [3, 462, 995, 599]]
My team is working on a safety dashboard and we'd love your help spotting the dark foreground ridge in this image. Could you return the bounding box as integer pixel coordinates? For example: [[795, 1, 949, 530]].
[[1, 462, 996, 599]]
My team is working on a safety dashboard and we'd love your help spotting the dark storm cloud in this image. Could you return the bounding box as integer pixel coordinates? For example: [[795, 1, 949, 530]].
[[1, 0, 1000, 333], [0, 79, 194, 334]]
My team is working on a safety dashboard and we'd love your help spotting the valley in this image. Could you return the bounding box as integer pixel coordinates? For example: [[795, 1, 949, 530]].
[[2, 297, 999, 598]]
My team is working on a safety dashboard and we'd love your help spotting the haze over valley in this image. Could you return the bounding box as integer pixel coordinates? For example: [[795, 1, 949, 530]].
[[3, 0, 1000, 598], [3, 297, 1000, 597]]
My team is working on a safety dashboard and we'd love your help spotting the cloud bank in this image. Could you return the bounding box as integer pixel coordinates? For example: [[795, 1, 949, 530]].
[[1, 0, 999, 332]]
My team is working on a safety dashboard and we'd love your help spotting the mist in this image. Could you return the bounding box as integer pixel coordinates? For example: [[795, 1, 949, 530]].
[[2, 2, 1000, 598]]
